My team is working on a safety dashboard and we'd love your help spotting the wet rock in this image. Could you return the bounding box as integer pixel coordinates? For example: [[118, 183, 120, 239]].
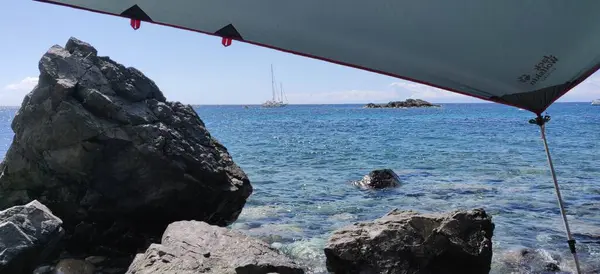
[[84, 255, 106, 265], [0, 37, 252, 254], [271, 242, 284, 250], [365, 99, 440, 108], [544, 262, 560, 272], [244, 223, 304, 244], [324, 208, 494, 274], [257, 234, 286, 245], [32, 265, 53, 274], [500, 248, 563, 273], [55, 258, 95, 274], [0, 200, 64, 274], [126, 221, 305, 274], [352, 169, 400, 189]]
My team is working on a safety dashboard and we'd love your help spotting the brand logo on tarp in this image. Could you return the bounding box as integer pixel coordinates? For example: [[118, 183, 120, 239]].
[[517, 55, 558, 86], [518, 74, 531, 83]]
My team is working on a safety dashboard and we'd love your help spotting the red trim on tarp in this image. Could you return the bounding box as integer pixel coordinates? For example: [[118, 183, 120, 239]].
[[32, 0, 600, 115], [222, 37, 232, 47], [130, 19, 141, 30]]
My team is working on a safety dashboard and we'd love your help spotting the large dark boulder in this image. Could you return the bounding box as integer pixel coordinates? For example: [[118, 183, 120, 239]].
[[126, 221, 305, 274], [352, 169, 401, 189], [324, 208, 494, 274], [0, 200, 64, 274], [0, 37, 252, 253]]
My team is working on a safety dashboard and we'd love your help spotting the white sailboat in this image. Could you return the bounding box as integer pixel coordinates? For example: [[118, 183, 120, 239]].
[[592, 99, 600, 106], [262, 65, 288, 108]]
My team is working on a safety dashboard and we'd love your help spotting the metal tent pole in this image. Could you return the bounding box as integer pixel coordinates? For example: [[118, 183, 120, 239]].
[[530, 115, 581, 274]]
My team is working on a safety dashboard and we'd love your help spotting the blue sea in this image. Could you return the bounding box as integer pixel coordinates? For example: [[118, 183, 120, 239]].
[[1, 103, 599, 273]]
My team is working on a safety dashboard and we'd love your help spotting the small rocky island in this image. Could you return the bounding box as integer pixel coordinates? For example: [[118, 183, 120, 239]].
[[365, 99, 440, 108]]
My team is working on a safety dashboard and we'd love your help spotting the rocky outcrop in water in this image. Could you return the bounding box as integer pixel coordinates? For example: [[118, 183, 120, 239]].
[[0, 200, 64, 274], [324, 208, 494, 274], [365, 99, 440, 108], [352, 169, 400, 189], [126, 221, 305, 274], [0, 37, 252, 257]]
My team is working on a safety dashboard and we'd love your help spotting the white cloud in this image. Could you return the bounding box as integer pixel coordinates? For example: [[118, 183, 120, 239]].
[[389, 81, 480, 103], [4, 77, 38, 91], [286, 89, 400, 104], [1, 77, 38, 106], [558, 73, 600, 102], [286, 80, 485, 104]]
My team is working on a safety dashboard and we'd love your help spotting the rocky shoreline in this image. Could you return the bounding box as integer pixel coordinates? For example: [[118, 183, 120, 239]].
[[365, 99, 440, 108], [1, 38, 494, 274]]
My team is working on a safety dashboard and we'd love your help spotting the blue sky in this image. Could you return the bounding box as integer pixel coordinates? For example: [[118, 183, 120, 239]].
[[1, 1, 599, 106]]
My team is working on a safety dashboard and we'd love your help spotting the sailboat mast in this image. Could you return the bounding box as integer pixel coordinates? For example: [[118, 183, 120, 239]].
[[271, 64, 275, 101]]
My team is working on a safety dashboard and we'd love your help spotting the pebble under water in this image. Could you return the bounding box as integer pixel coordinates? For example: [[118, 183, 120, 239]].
[[1, 103, 598, 273]]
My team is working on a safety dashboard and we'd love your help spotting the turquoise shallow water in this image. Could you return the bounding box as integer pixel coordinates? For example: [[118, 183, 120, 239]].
[[1, 103, 599, 273]]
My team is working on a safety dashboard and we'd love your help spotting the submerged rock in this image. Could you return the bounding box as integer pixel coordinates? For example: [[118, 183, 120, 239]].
[[0, 200, 64, 274], [126, 221, 305, 274], [498, 248, 564, 273], [0, 37, 252, 254], [365, 99, 440, 108], [352, 169, 400, 189], [324, 208, 494, 274]]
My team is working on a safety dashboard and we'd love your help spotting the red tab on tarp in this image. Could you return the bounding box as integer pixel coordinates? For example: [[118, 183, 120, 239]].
[[222, 37, 232, 47], [130, 19, 141, 30]]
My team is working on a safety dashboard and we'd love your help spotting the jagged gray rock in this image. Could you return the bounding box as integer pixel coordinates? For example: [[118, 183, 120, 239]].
[[0, 37, 252, 254], [126, 221, 305, 274], [324, 208, 494, 274], [352, 169, 400, 189], [0, 200, 64, 274]]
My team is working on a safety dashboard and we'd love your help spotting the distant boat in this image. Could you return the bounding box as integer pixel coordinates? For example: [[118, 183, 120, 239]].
[[262, 64, 288, 108], [592, 99, 600, 106]]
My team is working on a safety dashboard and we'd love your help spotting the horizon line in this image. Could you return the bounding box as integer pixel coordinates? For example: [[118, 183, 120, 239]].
[[0, 101, 594, 107]]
